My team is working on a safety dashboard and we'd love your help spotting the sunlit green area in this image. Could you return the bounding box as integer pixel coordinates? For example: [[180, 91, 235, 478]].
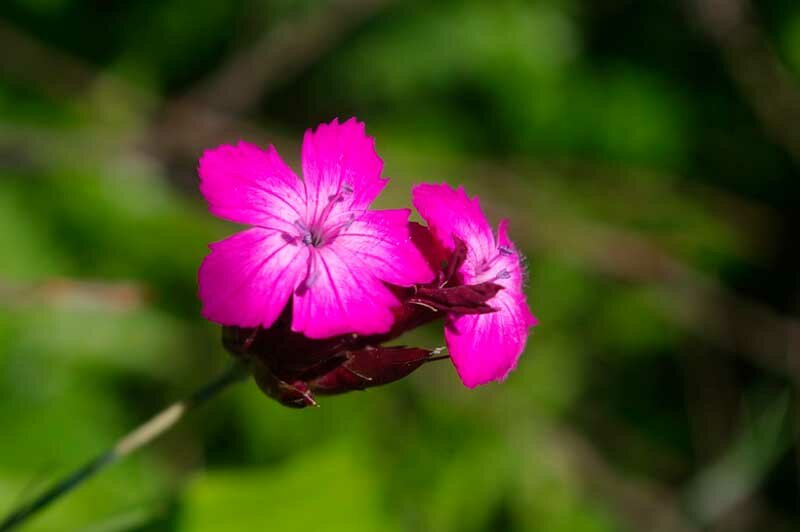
[[1, 0, 799, 530]]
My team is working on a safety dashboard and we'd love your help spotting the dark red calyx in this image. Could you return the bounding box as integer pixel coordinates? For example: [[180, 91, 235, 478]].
[[308, 346, 435, 395], [222, 321, 445, 408], [249, 359, 318, 408], [409, 282, 503, 315], [222, 321, 360, 379], [440, 237, 468, 285], [247, 346, 439, 407]]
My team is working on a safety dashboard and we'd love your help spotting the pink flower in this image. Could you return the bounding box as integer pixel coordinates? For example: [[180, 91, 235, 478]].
[[198, 118, 433, 339], [412, 183, 537, 387]]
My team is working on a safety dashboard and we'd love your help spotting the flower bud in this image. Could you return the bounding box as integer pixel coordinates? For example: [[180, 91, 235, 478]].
[[222, 315, 443, 408], [248, 358, 319, 409], [309, 346, 436, 395]]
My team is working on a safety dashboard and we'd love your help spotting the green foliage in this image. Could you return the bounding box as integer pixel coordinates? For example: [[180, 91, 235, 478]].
[[180, 441, 398, 532], [0, 0, 797, 530], [780, 7, 800, 74]]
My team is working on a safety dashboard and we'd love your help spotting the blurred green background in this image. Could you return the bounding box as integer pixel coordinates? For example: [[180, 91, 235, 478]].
[[1, 0, 799, 530]]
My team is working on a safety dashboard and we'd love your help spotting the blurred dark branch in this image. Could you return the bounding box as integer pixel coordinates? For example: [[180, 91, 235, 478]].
[[543, 366, 791, 532], [546, 158, 779, 259], [548, 426, 699, 532], [0, 21, 95, 98], [179, 0, 392, 115], [151, 0, 392, 174], [558, 218, 799, 381], [680, 343, 740, 465], [0, 21, 150, 107], [682, 392, 791, 529], [1, 0, 393, 167], [0, 278, 149, 313], [690, 0, 800, 166]]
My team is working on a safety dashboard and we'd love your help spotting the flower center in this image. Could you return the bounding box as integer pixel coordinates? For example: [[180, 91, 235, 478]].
[[304, 231, 323, 247], [294, 220, 325, 248], [293, 183, 356, 248]]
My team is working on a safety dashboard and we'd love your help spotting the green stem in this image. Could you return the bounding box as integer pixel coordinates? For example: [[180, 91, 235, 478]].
[[0, 362, 250, 531]]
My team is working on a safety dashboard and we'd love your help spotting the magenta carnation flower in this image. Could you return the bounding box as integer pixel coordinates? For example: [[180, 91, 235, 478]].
[[412, 183, 537, 388], [198, 118, 433, 339]]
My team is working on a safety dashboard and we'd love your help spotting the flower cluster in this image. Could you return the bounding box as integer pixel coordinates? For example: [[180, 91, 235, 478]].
[[198, 118, 536, 407]]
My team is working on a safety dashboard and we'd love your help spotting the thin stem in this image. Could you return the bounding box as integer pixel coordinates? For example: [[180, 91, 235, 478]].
[[0, 361, 250, 532]]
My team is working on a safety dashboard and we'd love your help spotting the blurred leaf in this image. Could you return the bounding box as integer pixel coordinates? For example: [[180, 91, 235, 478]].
[[426, 441, 510, 532], [0, 180, 70, 278], [0, 306, 187, 375], [0, 457, 170, 532], [331, 0, 578, 101], [780, 8, 800, 75], [683, 391, 792, 525], [591, 287, 678, 357], [179, 440, 398, 532]]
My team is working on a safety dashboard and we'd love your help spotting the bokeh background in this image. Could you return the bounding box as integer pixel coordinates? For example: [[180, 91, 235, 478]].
[[1, 0, 799, 530]]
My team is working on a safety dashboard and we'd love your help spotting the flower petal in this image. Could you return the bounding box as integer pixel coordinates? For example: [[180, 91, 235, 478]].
[[412, 183, 496, 271], [333, 209, 434, 286], [199, 227, 309, 328], [493, 219, 529, 293], [291, 246, 399, 339], [445, 288, 536, 388], [301, 118, 387, 224], [199, 141, 305, 231]]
